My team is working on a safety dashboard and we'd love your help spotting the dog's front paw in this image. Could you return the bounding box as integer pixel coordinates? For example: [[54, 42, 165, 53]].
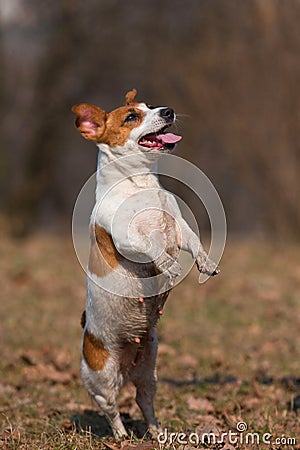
[[164, 259, 182, 281], [196, 251, 220, 278], [155, 252, 182, 281]]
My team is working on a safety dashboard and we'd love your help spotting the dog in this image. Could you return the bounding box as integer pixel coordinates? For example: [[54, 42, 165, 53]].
[[72, 89, 219, 438]]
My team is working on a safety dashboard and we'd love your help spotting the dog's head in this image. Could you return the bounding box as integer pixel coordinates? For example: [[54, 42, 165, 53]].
[[72, 89, 182, 154]]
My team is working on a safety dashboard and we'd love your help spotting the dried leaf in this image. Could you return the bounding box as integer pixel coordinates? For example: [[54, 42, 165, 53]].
[[0, 383, 16, 395], [103, 442, 120, 450], [177, 353, 198, 368], [23, 363, 73, 384], [49, 348, 72, 371], [121, 442, 154, 450], [61, 419, 74, 432], [187, 396, 214, 413], [20, 350, 40, 366], [222, 444, 236, 450]]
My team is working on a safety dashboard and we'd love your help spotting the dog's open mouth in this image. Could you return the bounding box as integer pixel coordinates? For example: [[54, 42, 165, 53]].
[[138, 127, 182, 151]]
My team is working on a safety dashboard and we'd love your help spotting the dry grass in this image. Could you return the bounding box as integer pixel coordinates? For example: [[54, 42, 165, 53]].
[[0, 234, 299, 449]]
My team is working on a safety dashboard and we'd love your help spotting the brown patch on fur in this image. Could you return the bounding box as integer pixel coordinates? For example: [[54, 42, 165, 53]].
[[125, 89, 137, 105], [72, 90, 145, 147], [83, 330, 109, 371], [100, 105, 145, 147], [88, 225, 122, 277], [81, 310, 86, 329], [72, 103, 106, 141]]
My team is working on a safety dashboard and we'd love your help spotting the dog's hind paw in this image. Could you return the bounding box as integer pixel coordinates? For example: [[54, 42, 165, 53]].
[[148, 423, 163, 439]]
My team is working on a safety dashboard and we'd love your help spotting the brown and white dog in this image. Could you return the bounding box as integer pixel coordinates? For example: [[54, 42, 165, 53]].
[[72, 90, 219, 438]]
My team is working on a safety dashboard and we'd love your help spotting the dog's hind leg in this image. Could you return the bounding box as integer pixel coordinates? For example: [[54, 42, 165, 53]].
[[135, 377, 160, 438], [93, 392, 127, 438], [81, 358, 128, 438], [131, 329, 161, 438]]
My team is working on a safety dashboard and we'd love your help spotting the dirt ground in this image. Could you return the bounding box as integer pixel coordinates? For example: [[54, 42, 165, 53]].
[[0, 234, 299, 449]]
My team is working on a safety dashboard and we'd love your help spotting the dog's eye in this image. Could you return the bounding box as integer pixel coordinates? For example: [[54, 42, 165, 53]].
[[124, 112, 139, 123]]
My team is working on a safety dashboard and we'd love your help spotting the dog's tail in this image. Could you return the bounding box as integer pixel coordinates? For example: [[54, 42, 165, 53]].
[[80, 310, 86, 329]]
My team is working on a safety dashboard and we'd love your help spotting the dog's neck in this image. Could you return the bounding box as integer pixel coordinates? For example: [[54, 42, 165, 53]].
[[95, 145, 161, 201]]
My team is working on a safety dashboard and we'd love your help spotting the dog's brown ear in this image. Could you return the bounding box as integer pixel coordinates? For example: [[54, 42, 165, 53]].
[[125, 89, 137, 105], [72, 103, 107, 141]]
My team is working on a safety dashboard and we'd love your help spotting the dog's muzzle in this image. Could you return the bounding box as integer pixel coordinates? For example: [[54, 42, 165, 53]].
[[159, 107, 175, 123]]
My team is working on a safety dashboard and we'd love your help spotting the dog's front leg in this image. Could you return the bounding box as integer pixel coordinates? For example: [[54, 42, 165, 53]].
[[149, 231, 182, 281], [113, 224, 182, 281], [178, 218, 220, 277], [166, 194, 220, 278]]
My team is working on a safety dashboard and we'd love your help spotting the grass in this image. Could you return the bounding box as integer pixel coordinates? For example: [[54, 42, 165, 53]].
[[0, 233, 299, 449]]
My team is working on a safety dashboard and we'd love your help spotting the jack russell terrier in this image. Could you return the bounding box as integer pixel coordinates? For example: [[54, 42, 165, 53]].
[[72, 90, 219, 439]]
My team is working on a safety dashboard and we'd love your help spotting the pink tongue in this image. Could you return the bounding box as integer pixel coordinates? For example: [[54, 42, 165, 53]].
[[157, 132, 182, 144]]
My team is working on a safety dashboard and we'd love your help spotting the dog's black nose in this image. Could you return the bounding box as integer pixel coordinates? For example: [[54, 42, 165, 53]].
[[160, 107, 174, 122]]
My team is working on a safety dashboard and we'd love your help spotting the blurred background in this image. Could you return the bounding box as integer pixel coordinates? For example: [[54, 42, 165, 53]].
[[1, 0, 300, 240], [1, 2, 300, 446]]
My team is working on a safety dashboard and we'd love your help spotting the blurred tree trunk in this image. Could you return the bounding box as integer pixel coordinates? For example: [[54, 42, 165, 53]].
[[5, 2, 83, 237], [0, 23, 10, 214]]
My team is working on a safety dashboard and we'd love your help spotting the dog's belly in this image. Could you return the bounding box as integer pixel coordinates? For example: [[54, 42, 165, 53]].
[[86, 271, 169, 343], [117, 291, 169, 342]]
